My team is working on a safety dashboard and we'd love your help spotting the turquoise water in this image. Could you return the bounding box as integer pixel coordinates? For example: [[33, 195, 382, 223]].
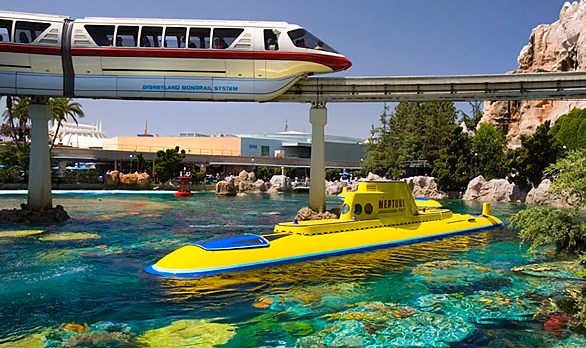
[[0, 192, 584, 347]]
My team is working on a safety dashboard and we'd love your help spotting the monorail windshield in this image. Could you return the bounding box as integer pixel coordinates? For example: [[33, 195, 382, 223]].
[[287, 28, 338, 54]]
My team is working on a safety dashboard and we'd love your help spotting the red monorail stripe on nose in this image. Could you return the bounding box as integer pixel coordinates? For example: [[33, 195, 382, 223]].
[[70, 47, 352, 71], [0, 43, 62, 55]]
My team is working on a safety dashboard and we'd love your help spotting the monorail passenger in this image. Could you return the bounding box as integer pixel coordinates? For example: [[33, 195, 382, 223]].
[[19, 32, 28, 43], [314, 40, 323, 50], [267, 38, 276, 50], [140, 35, 151, 47], [116, 36, 123, 46], [213, 37, 227, 49], [295, 38, 308, 48]]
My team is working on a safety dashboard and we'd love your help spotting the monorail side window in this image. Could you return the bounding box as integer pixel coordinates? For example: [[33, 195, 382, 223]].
[[188, 28, 210, 49], [264, 29, 279, 51], [164, 27, 186, 48], [85, 25, 114, 46], [212, 28, 243, 49], [140, 26, 162, 47], [0, 20, 11, 42], [287, 28, 339, 54], [15, 21, 50, 44], [116, 26, 138, 47]]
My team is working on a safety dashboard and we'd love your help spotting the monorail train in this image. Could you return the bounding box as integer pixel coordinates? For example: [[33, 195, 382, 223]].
[[0, 11, 351, 101]]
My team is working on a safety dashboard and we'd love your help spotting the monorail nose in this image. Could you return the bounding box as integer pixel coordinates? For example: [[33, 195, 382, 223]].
[[331, 56, 352, 72]]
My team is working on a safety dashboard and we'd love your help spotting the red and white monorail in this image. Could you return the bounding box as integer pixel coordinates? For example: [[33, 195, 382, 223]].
[[0, 11, 351, 101]]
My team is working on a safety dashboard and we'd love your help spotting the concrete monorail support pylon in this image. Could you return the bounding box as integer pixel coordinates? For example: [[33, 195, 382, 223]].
[[28, 103, 53, 210], [309, 102, 327, 213]]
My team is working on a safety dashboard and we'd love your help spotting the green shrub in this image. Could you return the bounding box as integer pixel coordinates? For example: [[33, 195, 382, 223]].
[[545, 148, 586, 208], [510, 207, 586, 254], [191, 171, 207, 185], [0, 167, 23, 183], [253, 166, 281, 181], [550, 107, 586, 151]]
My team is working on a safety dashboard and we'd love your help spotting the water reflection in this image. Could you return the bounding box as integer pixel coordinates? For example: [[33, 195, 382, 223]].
[[159, 232, 492, 303]]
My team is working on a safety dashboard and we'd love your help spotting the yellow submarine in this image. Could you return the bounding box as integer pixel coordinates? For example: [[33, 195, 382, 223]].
[[145, 180, 502, 277]]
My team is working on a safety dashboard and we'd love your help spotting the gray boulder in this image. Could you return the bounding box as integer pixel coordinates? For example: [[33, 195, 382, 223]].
[[269, 175, 292, 193], [463, 175, 527, 202], [326, 181, 346, 195], [526, 179, 577, 207], [215, 177, 237, 196], [404, 176, 446, 199]]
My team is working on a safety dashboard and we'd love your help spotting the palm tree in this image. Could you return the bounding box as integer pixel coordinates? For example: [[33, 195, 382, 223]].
[[2, 96, 31, 149], [49, 98, 84, 150]]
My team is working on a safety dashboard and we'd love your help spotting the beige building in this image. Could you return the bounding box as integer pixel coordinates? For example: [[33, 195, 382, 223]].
[[102, 131, 365, 162], [102, 136, 241, 156]]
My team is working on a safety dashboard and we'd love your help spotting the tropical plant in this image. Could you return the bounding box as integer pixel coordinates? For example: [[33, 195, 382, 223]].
[[432, 125, 474, 192], [544, 148, 586, 208], [136, 153, 152, 174], [550, 107, 586, 151], [510, 207, 586, 254], [190, 170, 207, 185], [253, 166, 281, 181], [363, 102, 460, 179], [510, 148, 586, 253], [362, 104, 404, 178], [49, 98, 85, 150], [1, 96, 31, 148], [471, 123, 508, 179], [0, 141, 30, 181], [153, 146, 186, 182], [325, 168, 342, 181], [507, 120, 562, 187]]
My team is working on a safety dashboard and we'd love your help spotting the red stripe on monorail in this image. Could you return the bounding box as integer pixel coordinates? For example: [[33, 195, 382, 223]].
[[0, 43, 62, 55], [71, 47, 351, 71]]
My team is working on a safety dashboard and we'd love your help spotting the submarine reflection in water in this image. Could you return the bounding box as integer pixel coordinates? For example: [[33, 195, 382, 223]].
[[146, 181, 502, 278], [157, 231, 492, 302]]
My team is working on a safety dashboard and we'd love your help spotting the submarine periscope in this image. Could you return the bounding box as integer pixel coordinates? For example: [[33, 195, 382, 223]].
[[145, 180, 503, 277]]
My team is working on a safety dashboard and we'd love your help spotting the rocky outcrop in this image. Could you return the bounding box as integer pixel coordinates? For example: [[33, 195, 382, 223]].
[[215, 177, 237, 196], [104, 171, 120, 186], [525, 178, 578, 207], [295, 207, 339, 221], [215, 170, 278, 195], [463, 175, 528, 202], [267, 175, 293, 193], [0, 203, 69, 223], [481, 0, 586, 147], [253, 179, 267, 192], [359, 172, 382, 181], [326, 181, 347, 195], [105, 170, 151, 189], [462, 176, 488, 201], [404, 176, 446, 199], [135, 172, 151, 189], [119, 173, 138, 186]]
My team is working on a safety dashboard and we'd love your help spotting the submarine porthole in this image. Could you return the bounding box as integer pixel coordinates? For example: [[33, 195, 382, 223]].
[[341, 204, 350, 214], [354, 204, 362, 215], [364, 203, 373, 214]]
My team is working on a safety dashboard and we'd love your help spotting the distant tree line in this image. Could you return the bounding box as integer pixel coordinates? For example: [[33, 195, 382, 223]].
[[362, 101, 586, 192]]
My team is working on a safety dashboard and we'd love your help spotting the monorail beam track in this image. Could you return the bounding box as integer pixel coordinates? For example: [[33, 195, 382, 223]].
[[273, 72, 586, 103]]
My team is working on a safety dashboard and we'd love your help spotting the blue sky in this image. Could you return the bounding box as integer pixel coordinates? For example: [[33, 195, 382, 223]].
[[1, 0, 569, 139]]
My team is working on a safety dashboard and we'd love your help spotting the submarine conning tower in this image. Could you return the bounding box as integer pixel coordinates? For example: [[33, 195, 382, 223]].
[[338, 181, 419, 221]]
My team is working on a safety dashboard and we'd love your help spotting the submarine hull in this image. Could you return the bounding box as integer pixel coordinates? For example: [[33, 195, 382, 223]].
[[145, 213, 502, 277]]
